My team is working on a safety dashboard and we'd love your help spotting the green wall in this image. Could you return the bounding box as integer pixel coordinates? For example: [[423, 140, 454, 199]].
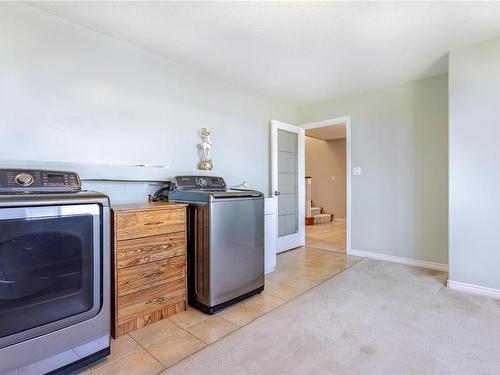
[[297, 75, 449, 265], [449, 37, 500, 289]]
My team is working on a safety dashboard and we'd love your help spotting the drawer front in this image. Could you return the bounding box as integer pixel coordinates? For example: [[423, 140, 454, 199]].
[[117, 278, 186, 323], [115, 232, 186, 269], [116, 301, 185, 337], [115, 208, 185, 241], [117, 255, 186, 297]]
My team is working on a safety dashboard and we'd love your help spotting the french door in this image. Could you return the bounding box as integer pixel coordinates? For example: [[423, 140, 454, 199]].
[[271, 120, 305, 253]]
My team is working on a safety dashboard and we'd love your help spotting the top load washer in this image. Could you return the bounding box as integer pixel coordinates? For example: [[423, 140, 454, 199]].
[[168, 176, 264, 314]]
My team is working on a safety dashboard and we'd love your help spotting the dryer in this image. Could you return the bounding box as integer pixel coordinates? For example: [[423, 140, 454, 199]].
[[0, 169, 110, 375]]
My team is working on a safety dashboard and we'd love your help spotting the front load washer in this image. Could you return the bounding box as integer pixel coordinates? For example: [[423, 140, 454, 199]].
[[0, 169, 110, 375]]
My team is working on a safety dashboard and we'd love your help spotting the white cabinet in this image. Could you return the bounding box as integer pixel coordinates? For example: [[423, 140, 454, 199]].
[[264, 197, 277, 274]]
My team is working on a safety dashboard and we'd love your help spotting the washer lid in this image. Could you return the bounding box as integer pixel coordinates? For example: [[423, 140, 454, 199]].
[[168, 189, 263, 202], [210, 190, 263, 199]]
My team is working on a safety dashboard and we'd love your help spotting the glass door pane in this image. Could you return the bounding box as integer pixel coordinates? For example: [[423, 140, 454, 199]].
[[277, 129, 299, 237], [0, 214, 95, 344]]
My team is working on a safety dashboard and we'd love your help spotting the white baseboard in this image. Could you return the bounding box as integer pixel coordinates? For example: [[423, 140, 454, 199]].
[[347, 249, 448, 272], [265, 266, 276, 275], [447, 280, 500, 299]]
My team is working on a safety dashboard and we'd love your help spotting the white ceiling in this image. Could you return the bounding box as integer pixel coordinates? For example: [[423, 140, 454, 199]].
[[28, 1, 500, 106], [306, 123, 346, 141]]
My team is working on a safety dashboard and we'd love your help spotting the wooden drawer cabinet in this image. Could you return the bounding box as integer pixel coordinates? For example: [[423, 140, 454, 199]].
[[112, 203, 187, 337]]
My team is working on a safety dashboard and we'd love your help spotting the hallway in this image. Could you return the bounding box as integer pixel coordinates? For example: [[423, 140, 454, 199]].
[[305, 220, 346, 253]]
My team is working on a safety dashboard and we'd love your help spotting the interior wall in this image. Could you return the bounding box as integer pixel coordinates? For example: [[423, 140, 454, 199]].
[[305, 136, 346, 218], [0, 3, 296, 204], [297, 74, 449, 265], [448, 36, 500, 290]]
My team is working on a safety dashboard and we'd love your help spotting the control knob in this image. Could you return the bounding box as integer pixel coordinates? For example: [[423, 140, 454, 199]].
[[197, 177, 208, 187], [15, 173, 34, 186]]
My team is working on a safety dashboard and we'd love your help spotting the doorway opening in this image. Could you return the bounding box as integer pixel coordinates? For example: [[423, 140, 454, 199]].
[[269, 117, 353, 293], [303, 117, 350, 254]]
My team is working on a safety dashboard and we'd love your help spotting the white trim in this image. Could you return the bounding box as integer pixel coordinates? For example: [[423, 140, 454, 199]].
[[271, 120, 305, 253], [264, 197, 277, 214], [265, 266, 277, 274], [264, 198, 277, 274], [347, 249, 449, 272], [447, 280, 500, 300], [301, 116, 351, 130], [300, 116, 352, 251]]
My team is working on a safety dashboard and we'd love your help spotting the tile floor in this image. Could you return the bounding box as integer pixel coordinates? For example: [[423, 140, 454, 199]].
[[76, 246, 359, 374], [305, 219, 346, 252]]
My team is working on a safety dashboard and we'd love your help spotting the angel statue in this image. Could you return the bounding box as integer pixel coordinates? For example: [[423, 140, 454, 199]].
[[198, 127, 213, 170]]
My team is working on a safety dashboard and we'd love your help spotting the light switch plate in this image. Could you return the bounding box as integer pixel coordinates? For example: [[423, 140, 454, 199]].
[[352, 167, 362, 176]]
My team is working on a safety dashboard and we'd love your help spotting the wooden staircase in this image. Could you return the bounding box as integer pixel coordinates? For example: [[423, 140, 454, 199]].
[[305, 177, 334, 225], [307, 206, 333, 225]]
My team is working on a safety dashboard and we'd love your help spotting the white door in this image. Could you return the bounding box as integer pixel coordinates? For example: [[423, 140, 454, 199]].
[[271, 120, 305, 253]]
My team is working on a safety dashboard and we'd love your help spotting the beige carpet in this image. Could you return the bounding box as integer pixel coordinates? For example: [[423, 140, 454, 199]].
[[163, 259, 500, 375]]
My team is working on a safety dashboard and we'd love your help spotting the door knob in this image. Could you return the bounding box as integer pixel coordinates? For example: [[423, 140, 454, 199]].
[[274, 191, 281, 196]]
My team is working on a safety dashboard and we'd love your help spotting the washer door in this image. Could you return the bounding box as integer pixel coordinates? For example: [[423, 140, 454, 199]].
[[0, 204, 101, 348]]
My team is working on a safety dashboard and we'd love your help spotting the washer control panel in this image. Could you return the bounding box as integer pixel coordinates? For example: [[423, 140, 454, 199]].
[[174, 176, 226, 191], [0, 169, 81, 193]]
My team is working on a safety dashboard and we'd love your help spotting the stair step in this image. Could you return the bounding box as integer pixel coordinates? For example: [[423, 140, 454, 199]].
[[313, 213, 333, 224], [310, 207, 322, 216]]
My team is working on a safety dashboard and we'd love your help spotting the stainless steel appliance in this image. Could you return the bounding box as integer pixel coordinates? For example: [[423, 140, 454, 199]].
[[0, 169, 110, 375], [168, 176, 264, 314]]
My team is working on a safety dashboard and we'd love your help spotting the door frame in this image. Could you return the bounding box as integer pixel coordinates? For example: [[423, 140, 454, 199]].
[[300, 116, 352, 252], [271, 120, 305, 253]]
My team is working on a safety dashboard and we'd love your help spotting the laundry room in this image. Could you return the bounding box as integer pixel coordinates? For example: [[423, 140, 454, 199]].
[[1, 2, 500, 375]]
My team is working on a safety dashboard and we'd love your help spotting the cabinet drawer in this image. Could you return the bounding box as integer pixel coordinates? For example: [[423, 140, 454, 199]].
[[117, 255, 186, 297], [117, 278, 186, 323], [115, 208, 185, 241], [115, 232, 186, 269]]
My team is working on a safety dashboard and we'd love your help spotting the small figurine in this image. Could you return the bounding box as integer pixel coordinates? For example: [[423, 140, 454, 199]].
[[198, 127, 214, 170]]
